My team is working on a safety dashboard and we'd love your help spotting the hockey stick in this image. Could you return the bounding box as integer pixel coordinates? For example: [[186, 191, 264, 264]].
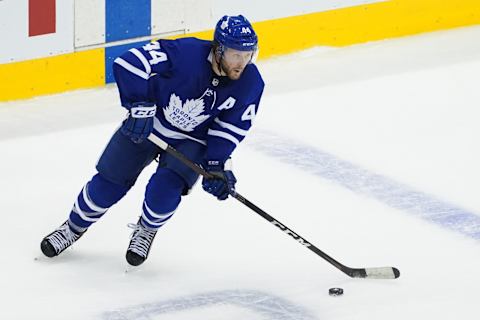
[[148, 133, 400, 279]]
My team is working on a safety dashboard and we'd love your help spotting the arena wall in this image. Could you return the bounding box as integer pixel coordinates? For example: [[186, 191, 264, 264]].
[[1, 0, 479, 102]]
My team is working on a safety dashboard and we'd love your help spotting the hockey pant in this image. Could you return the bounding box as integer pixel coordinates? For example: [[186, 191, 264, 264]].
[[68, 128, 206, 233]]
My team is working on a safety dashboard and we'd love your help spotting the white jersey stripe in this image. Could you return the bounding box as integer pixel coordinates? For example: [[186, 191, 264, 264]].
[[114, 57, 149, 80], [214, 118, 248, 136], [129, 48, 152, 75], [153, 117, 207, 145], [208, 129, 240, 146]]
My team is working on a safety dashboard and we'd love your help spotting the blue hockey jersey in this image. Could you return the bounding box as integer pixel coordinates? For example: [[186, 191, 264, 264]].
[[113, 37, 264, 163]]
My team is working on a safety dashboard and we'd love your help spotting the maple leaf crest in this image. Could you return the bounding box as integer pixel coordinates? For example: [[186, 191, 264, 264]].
[[163, 94, 210, 132]]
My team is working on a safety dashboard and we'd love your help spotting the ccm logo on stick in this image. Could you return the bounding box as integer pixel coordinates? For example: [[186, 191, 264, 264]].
[[271, 220, 312, 247]]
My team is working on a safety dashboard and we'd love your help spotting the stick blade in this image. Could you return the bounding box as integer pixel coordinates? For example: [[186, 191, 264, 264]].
[[346, 266, 400, 279], [365, 267, 400, 279]]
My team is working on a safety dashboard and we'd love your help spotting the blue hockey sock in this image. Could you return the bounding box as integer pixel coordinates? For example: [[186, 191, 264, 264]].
[[141, 169, 185, 229], [69, 173, 130, 232]]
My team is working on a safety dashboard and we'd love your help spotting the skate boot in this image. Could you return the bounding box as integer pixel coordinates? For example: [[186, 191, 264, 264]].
[[40, 221, 85, 257], [126, 221, 157, 266]]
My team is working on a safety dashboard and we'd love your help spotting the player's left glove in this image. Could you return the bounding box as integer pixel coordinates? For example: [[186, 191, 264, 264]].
[[202, 159, 237, 201], [120, 102, 156, 144]]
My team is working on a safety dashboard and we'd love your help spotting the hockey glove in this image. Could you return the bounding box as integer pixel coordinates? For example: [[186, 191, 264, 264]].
[[120, 102, 157, 144], [202, 159, 237, 201]]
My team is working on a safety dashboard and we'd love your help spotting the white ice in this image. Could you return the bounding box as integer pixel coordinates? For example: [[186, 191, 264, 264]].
[[1, 25, 480, 320]]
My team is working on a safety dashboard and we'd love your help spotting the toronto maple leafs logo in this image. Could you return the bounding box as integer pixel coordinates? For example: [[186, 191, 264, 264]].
[[163, 94, 210, 132]]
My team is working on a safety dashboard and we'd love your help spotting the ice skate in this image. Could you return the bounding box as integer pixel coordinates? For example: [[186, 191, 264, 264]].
[[40, 221, 85, 257], [126, 221, 157, 266]]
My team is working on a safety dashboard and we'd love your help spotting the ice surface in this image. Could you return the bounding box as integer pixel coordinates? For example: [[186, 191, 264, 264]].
[[1, 25, 480, 320]]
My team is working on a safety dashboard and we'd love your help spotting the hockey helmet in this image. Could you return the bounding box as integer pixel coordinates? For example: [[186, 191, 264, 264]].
[[214, 15, 258, 52]]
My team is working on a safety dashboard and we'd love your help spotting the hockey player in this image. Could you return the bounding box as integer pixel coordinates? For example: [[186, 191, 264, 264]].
[[40, 15, 264, 266]]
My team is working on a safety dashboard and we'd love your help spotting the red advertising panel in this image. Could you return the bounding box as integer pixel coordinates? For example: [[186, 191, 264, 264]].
[[29, 0, 56, 37]]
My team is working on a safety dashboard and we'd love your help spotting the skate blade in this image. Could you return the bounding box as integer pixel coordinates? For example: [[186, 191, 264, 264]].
[[124, 264, 141, 274], [33, 254, 50, 262]]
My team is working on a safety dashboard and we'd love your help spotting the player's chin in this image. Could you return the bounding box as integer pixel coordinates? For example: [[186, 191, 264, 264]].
[[227, 69, 244, 80]]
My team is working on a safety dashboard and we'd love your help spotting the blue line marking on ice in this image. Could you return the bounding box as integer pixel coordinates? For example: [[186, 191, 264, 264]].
[[102, 290, 316, 320], [248, 129, 480, 240]]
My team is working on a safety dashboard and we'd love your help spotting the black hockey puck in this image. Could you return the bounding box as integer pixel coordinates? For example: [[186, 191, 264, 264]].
[[328, 287, 344, 296]]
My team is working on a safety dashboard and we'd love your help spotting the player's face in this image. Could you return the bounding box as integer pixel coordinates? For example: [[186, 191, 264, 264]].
[[221, 48, 254, 80]]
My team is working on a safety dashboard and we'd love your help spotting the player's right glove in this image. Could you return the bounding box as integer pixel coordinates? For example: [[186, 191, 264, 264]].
[[120, 102, 156, 144], [202, 159, 237, 201]]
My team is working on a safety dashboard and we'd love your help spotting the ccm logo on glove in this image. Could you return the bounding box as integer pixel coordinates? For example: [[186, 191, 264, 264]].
[[131, 106, 157, 118]]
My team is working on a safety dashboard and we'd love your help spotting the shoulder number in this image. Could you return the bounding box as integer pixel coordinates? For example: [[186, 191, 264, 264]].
[[142, 41, 168, 65], [241, 104, 256, 123]]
